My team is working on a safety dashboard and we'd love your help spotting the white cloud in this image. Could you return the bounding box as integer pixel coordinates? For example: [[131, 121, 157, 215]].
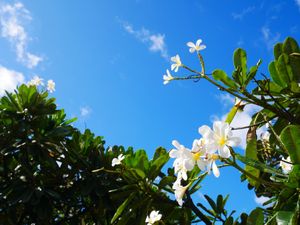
[[80, 106, 91, 117], [122, 21, 169, 60], [261, 26, 281, 50], [0, 2, 42, 68], [232, 6, 255, 20], [254, 195, 271, 207], [0, 65, 24, 96]]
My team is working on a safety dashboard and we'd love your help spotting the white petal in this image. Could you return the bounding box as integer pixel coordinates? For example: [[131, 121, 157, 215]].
[[199, 44, 206, 50], [187, 42, 195, 48], [171, 64, 176, 71], [169, 149, 179, 158], [199, 125, 213, 138], [219, 145, 231, 158], [172, 140, 181, 149], [196, 39, 202, 46], [189, 48, 195, 53], [212, 161, 220, 177], [197, 159, 207, 171]]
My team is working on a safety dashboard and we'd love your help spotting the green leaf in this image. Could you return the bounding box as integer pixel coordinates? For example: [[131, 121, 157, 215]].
[[280, 125, 300, 164], [233, 48, 247, 84], [247, 208, 264, 225], [244, 59, 262, 86], [204, 195, 218, 214], [212, 69, 238, 89], [269, 61, 286, 87], [276, 211, 295, 225], [111, 192, 136, 223], [283, 37, 300, 55], [277, 54, 293, 84], [274, 43, 283, 60], [245, 126, 260, 187], [216, 195, 223, 214]]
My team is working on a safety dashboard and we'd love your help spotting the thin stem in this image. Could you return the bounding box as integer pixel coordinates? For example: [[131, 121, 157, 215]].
[[182, 65, 256, 105], [231, 116, 277, 130]]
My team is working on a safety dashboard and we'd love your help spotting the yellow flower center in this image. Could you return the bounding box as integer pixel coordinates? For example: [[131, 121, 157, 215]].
[[193, 152, 202, 161], [210, 154, 219, 160], [219, 137, 226, 146]]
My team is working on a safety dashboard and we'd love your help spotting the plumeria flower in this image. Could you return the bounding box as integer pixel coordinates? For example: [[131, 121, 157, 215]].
[[280, 156, 293, 174], [112, 154, 125, 167], [187, 39, 206, 53], [146, 210, 162, 225], [191, 139, 208, 171], [28, 76, 43, 86], [172, 180, 190, 206], [205, 153, 220, 178], [199, 121, 241, 158], [47, 80, 55, 93], [169, 140, 195, 180], [163, 69, 174, 85], [171, 54, 182, 72]]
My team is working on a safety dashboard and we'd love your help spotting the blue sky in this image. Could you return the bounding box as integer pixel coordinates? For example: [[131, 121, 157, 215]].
[[1, 0, 300, 216]]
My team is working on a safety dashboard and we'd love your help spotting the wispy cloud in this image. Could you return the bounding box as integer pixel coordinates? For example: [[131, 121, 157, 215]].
[[0, 2, 42, 68], [0, 65, 24, 96], [232, 6, 255, 20], [296, 0, 300, 10], [80, 106, 91, 117], [261, 26, 281, 50], [121, 21, 169, 60]]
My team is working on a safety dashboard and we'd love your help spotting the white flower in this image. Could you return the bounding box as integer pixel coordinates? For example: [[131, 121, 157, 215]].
[[280, 156, 293, 174], [191, 139, 208, 171], [199, 121, 240, 158], [28, 76, 43, 86], [47, 80, 55, 93], [146, 210, 162, 225], [169, 140, 195, 180], [163, 69, 174, 85], [112, 154, 125, 167], [173, 181, 189, 206], [171, 54, 182, 72], [206, 153, 220, 178], [187, 39, 206, 53]]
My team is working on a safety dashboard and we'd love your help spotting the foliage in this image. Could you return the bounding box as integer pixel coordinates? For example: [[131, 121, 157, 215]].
[[1, 37, 300, 225]]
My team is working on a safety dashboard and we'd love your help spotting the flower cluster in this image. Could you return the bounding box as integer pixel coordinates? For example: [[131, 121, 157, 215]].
[[169, 121, 241, 206], [163, 39, 206, 85], [27, 76, 56, 93]]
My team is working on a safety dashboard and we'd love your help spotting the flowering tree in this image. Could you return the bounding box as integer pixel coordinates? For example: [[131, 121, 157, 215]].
[[0, 37, 299, 225]]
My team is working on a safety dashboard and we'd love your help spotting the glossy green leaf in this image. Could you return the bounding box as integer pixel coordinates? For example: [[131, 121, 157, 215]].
[[280, 125, 300, 164], [276, 211, 295, 225], [269, 61, 287, 87], [274, 43, 283, 60], [283, 37, 300, 55], [233, 48, 247, 84], [212, 69, 238, 89], [111, 192, 136, 223], [244, 59, 262, 86], [277, 54, 293, 84], [247, 208, 264, 225]]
